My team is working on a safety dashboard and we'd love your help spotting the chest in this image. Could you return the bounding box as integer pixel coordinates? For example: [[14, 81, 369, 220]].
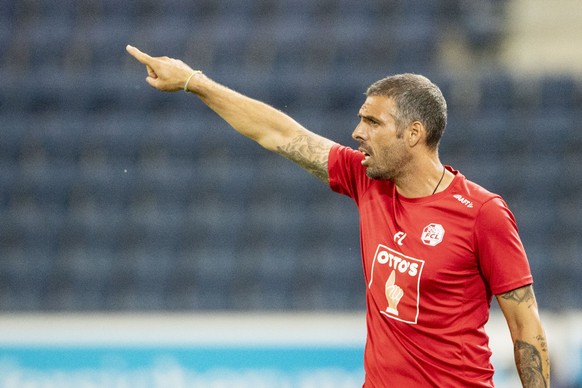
[[358, 191, 479, 292]]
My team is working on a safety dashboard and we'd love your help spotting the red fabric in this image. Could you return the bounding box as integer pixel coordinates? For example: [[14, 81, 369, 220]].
[[328, 145, 533, 387]]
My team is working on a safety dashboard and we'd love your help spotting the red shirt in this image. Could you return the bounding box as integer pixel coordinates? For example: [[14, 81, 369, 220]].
[[328, 145, 533, 387]]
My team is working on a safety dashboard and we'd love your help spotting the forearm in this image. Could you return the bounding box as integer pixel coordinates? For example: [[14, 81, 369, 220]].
[[188, 73, 305, 152], [497, 286, 550, 387], [512, 324, 550, 387], [126, 45, 335, 182], [188, 73, 335, 182]]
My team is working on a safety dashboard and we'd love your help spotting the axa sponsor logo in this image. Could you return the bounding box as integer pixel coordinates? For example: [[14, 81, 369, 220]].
[[453, 194, 473, 208]]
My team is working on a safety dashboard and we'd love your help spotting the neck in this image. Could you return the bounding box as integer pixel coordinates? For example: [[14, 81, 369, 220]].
[[432, 165, 446, 195], [394, 158, 451, 198]]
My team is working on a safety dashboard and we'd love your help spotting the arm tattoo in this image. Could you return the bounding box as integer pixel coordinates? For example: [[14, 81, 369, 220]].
[[276, 133, 330, 182], [499, 286, 535, 308], [514, 340, 548, 387]]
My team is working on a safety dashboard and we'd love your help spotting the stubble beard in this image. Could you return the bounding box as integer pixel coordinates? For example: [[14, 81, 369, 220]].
[[364, 145, 409, 182], [365, 164, 401, 181]]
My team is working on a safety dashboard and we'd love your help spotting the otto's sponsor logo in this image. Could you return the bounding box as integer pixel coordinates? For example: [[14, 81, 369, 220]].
[[453, 194, 473, 208], [421, 223, 445, 246], [375, 248, 419, 277]]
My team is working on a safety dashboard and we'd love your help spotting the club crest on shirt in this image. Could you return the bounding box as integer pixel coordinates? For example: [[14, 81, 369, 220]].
[[421, 223, 445, 246]]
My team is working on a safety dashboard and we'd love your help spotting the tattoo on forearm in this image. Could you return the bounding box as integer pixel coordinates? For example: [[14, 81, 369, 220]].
[[536, 334, 551, 383], [276, 134, 329, 182], [535, 334, 548, 355], [514, 340, 548, 387], [500, 286, 535, 308]]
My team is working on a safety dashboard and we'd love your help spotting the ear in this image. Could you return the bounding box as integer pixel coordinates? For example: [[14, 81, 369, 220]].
[[406, 121, 425, 147]]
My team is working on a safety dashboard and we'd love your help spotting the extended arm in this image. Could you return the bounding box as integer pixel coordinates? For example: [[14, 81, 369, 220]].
[[126, 45, 336, 182], [496, 285, 550, 387]]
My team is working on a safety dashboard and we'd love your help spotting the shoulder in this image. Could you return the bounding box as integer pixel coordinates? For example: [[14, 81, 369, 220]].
[[450, 170, 503, 209], [329, 144, 378, 200], [329, 144, 364, 162], [328, 144, 366, 177], [446, 170, 518, 231], [450, 172, 523, 243]]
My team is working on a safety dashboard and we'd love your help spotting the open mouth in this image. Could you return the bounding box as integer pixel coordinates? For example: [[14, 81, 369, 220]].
[[359, 148, 371, 165], [358, 147, 370, 157]]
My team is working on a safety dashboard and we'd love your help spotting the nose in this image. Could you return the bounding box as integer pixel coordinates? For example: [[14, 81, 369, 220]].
[[352, 121, 366, 142]]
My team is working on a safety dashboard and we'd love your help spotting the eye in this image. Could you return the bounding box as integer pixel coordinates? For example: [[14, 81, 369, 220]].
[[358, 115, 381, 127], [365, 117, 380, 126]]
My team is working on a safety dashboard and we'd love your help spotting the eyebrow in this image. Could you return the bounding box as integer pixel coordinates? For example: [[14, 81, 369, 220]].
[[358, 113, 382, 124]]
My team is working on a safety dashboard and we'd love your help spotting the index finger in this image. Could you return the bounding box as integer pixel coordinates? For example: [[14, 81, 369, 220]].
[[126, 45, 152, 65], [386, 270, 395, 288]]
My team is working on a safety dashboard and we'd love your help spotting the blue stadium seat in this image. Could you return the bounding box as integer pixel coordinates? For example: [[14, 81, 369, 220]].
[[2, 245, 55, 310], [458, 1, 504, 51], [466, 110, 511, 157], [540, 75, 578, 110], [25, 16, 74, 70], [526, 111, 575, 154], [511, 77, 542, 113], [99, 0, 140, 20], [191, 247, 238, 309], [0, 18, 13, 64], [478, 73, 514, 112]]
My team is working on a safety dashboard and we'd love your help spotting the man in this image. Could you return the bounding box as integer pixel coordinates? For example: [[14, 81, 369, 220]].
[[126, 45, 550, 387]]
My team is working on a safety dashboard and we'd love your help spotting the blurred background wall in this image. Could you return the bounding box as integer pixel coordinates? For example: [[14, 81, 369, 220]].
[[0, 0, 581, 386]]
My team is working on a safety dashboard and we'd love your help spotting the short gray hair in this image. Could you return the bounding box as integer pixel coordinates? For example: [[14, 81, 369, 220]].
[[366, 74, 447, 149]]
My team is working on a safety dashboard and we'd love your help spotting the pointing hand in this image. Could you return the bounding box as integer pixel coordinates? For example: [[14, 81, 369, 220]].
[[126, 45, 200, 92]]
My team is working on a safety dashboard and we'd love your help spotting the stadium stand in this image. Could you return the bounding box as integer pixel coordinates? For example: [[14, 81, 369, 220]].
[[0, 0, 579, 311]]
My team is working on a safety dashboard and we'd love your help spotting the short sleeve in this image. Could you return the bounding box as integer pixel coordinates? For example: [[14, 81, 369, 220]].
[[474, 197, 533, 295], [328, 144, 369, 202]]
